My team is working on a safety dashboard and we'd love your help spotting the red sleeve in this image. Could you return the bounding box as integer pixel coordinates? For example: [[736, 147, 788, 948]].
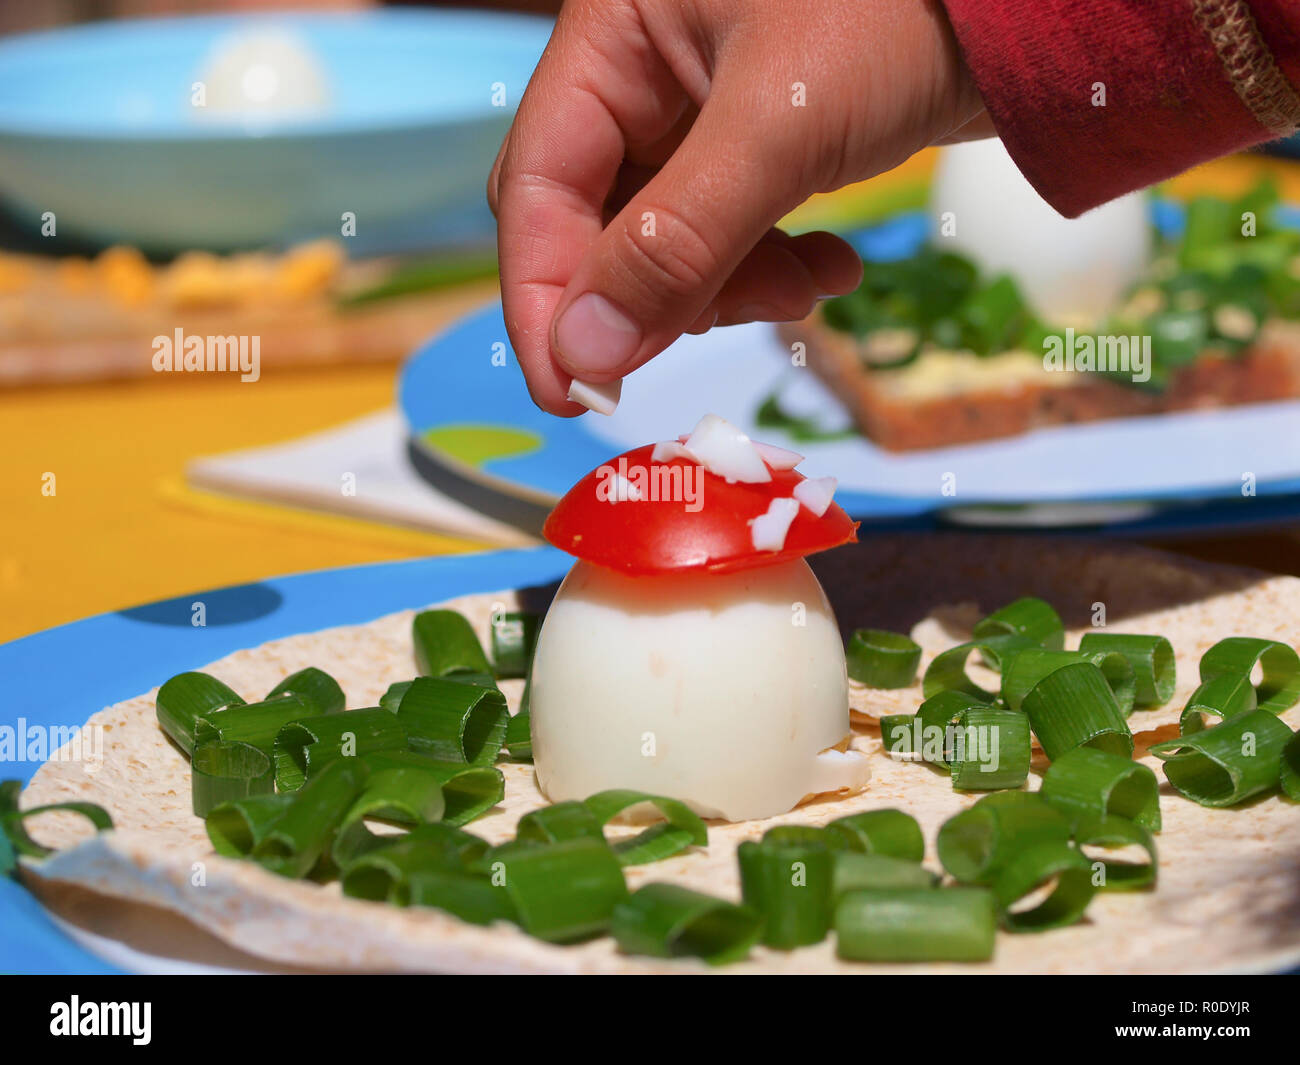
[[940, 0, 1300, 217]]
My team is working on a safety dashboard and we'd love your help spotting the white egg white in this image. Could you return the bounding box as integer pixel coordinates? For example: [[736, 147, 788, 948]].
[[529, 557, 868, 821]]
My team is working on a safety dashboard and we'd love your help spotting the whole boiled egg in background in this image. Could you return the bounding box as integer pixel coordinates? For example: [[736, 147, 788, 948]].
[[195, 28, 331, 118], [930, 138, 1152, 328]]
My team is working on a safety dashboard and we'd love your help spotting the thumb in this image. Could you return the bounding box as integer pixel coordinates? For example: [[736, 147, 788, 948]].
[[549, 98, 814, 382]]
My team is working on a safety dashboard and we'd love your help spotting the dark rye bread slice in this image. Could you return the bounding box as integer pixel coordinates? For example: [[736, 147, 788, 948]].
[[781, 314, 1300, 452]]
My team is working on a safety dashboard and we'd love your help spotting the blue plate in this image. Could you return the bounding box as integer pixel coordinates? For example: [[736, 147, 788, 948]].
[[0, 547, 572, 974], [399, 203, 1300, 534], [0, 11, 552, 252]]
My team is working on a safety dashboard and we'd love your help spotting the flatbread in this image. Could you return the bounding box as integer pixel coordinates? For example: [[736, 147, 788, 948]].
[[17, 535, 1300, 974]]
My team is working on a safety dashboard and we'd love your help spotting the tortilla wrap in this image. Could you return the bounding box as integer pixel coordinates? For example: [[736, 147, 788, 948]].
[[16, 535, 1300, 974]]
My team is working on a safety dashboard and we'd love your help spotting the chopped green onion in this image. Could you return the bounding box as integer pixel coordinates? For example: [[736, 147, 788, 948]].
[[1077, 633, 1176, 707], [1073, 814, 1157, 891], [253, 759, 370, 879], [923, 633, 1037, 700], [266, 667, 345, 715], [191, 739, 274, 818], [340, 828, 490, 904], [516, 802, 603, 845], [379, 680, 412, 714], [737, 838, 835, 949], [937, 792, 1071, 884], [1002, 647, 1136, 716], [488, 837, 628, 943], [1198, 636, 1300, 714], [993, 840, 1096, 932], [833, 852, 937, 895], [505, 710, 532, 762], [395, 676, 508, 766], [1039, 746, 1161, 832], [1, 796, 114, 860], [951, 705, 1033, 791], [825, 809, 925, 861], [1021, 661, 1134, 760], [583, 790, 708, 866], [846, 629, 922, 689], [763, 825, 838, 848], [360, 750, 504, 826], [1148, 709, 1294, 806], [1179, 672, 1257, 736], [490, 611, 541, 679], [413, 609, 492, 678], [834, 887, 996, 962], [205, 793, 294, 857], [403, 871, 518, 925], [330, 767, 447, 864], [273, 708, 408, 791], [972, 597, 1065, 653], [613, 884, 763, 965], [1280, 731, 1300, 800], [156, 671, 245, 756], [193, 693, 322, 756]]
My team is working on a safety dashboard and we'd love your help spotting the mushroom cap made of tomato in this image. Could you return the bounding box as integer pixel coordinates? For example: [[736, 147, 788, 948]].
[[542, 442, 858, 575]]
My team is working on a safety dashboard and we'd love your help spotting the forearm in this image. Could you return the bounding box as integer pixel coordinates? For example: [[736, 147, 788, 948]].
[[942, 0, 1300, 216]]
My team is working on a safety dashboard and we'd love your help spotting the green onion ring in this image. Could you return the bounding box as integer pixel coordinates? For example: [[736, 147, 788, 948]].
[[340, 829, 485, 903], [505, 710, 532, 762], [205, 793, 295, 857], [846, 628, 922, 689], [1178, 672, 1258, 737], [1077, 633, 1176, 707], [1199, 636, 1300, 714], [395, 676, 508, 766], [1073, 814, 1157, 892], [488, 837, 628, 943], [1021, 661, 1134, 760], [516, 801, 604, 845], [833, 852, 937, 895], [360, 750, 504, 826], [1, 797, 114, 861], [1280, 731, 1300, 801], [402, 870, 518, 925], [155, 671, 245, 756], [1148, 709, 1294, 807], [737, 838, 835, 949], [972, 597, 1065, 654], [489, 611, 541, 679], [937, 792, 1071, 885], [252, 759, 370, 879], [266, 667, 345, 715], [613, 883, 763, 965], [834, 887, 996, 962], [950, 706, 1033, 792], [379, 680, 412, 714], [992, 839, 1096, 932], [1002, 647, 1136, 717], [413, 608, 492, 678], [193, 692, 322, 757], [583, 790, 708, 866], [1039, 746, 1162, 832], [190, 739, 275, 818], [824, 809, 925, 861], [330, 767, 447, 865], [273, 708, 408, 791], [923, 633, 1038, 701]]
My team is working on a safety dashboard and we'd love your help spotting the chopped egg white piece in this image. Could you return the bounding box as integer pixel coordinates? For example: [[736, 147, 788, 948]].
[[793, 476, 836, 517], [530, 558, 858, 820], [684, 414, 770, 483], [650, 440, 698, 463], [750, 497, 800, 552], [754, 441, 804, 470], [567, 377, 622, 415]]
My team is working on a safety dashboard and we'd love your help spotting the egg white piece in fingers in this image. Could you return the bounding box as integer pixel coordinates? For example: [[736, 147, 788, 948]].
[[529, 557, 867, 821]]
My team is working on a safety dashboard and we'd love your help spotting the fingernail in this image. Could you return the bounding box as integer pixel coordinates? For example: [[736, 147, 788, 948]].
[[554, 293, 641, 373]]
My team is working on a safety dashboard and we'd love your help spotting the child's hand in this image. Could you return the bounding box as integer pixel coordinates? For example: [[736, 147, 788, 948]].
[[488, 0, 984, 414]]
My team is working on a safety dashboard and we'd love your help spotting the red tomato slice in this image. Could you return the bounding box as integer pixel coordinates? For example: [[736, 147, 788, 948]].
[[542, 444, 858, 575]]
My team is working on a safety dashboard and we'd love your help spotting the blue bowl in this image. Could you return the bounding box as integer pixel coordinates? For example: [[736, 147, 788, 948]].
[[0, 10, 551, 252]]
